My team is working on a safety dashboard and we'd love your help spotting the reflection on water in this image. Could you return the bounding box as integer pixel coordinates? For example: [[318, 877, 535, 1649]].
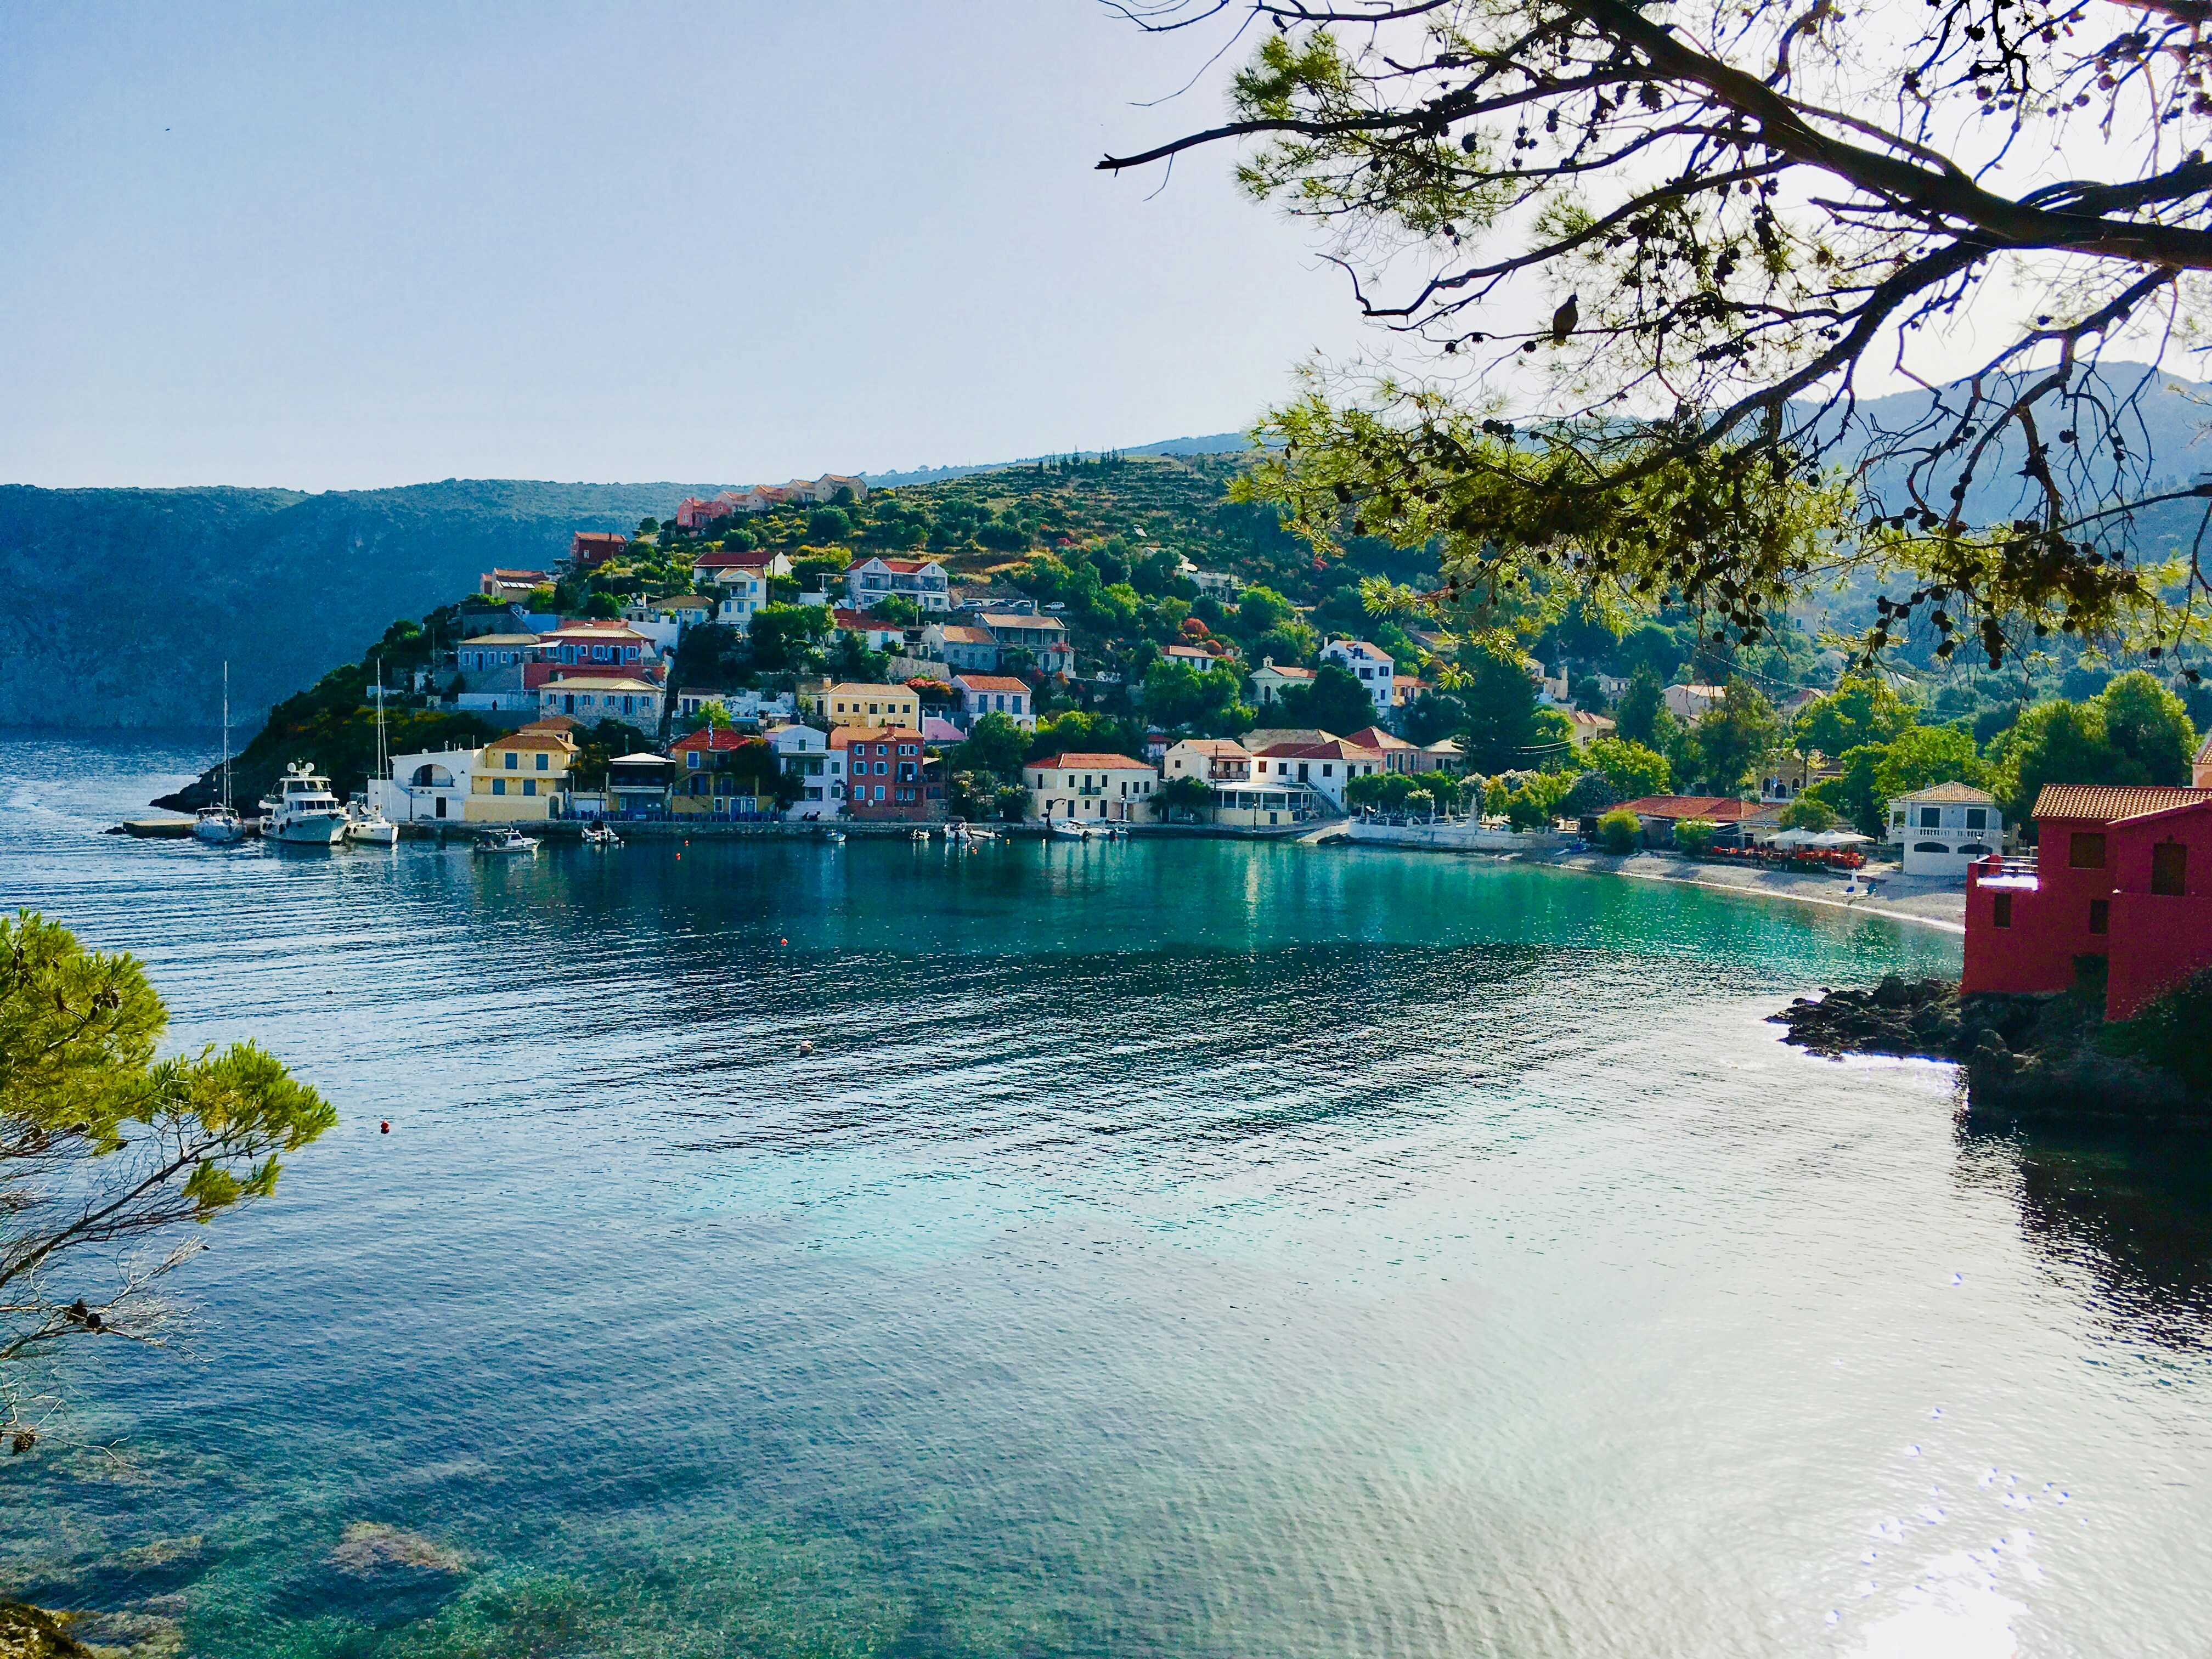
[[1, 735, 2209, 1658]]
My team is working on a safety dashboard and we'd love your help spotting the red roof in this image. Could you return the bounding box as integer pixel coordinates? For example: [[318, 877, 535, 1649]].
[[956, 675, 1030, 692], [669, 727, 761, 754], [1250, 738, 1385, 761], [1029, 752, 1152, 772], [1618, 795, 1779, 822], [1344, 726, 1413, 751], [831, 725, 927, 748], [693, 548, 777, 568], [2032, 785, 2212, 823]]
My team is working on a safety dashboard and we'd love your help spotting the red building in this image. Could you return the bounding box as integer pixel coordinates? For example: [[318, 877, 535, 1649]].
[[833, 726, 944, 821], [568, 532, 628, 569], [1963, 783, 2212, 1019]]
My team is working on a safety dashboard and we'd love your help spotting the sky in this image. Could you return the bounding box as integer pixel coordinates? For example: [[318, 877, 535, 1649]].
[[0, 2, 1378, 490]]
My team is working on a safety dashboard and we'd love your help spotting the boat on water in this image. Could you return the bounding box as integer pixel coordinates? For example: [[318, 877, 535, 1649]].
[[582, 822, 623, 849], [345, 669, 399, 844], [473, 828, 540, 857], [1048, 818, 1092, 840], [193, 662, 246, 844], [259, 762, 348, 845], [911, 828, 932, 842], [345, 797, 398, 845], [824, 830, 847, 845]]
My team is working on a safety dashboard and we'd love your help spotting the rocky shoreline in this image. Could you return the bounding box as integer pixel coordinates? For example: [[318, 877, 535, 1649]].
[[1770, 974, 2212, 1120]]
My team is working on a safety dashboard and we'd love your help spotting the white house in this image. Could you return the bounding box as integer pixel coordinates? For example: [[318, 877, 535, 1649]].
[[1249, 658, 1318, 708], [952, 674, 1034, 730], [766, 722, 840, 817], [846, 557, 950, 613], [1244, 736, 1386, 810], [370, 746, 478, 823], [1663, 683, 1728, 721], [1321, 639, 1400, 713], [1886, 782, 2005, 878], [1162, 737, 1251, 783], [1024, 752, 1159, 822], [714, 569, 771, 631]]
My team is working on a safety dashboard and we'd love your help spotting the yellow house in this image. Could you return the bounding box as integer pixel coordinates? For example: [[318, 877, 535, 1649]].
[[467, 727, 577, 822], [799, 681, 921, 729]]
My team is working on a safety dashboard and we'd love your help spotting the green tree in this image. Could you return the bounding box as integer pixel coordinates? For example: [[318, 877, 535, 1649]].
[[951, 712, 1029, 782], [1596, 808, 1643, 855], [1613, 664, 1668, 750], [1, 912, 334, 1400], [1872, 726, 1989, 808], [1142, 660, 1254, 734], [1692, 680, 1781, 795], [1457, 650, 1542, 773], [1236, 586, 1296, 639], [1250, 622, 1318, 665], [1793, 674, 1914, 760], [1672, 819, 1719, 856], [807, 507, 853, 542], [2098, 671, 2198, 785], [749, 604, 831, 673], [1778, 797, 1838, 831], [1276, 663, 1379, 738], [1581, 736, 1669, 802], [1156, 775, 1214, 820], [1988, 672, 2196, 821]]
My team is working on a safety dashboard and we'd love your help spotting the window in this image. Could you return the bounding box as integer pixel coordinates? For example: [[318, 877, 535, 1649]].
[[523, 780, 535, 797], [2069, 832, 2107, 869], [687, 752, 701, 769], [2152, 842, 2189, 896], [1966, 808, 1988, 831], [492, 778, 506, 796], [1993, 893, 2013, 928], [1914, 842, 1950, 854], [1919, 807, 1942, 829], [536, 753, 548, 771], [2089, 898, 2110, 936]]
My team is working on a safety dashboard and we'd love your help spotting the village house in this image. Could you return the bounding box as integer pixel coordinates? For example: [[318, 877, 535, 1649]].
[[1245, 736, 1386, 811], [567, 532, 627, 569], [693, 547, 794, 582], [668, 726, 776, 818], [532, 622, 658, 675], [449, 634, 538, 692], [1162, 738, 1251, 783], [620, 595, 713, 632], [765, 723, 837, 816], [1965, 783, 2212, 1019], [1663, 684, 1728, 721], [675, 477, 868, 533], [672, 687, 793, 724], [846, 557, 951, 613], [952, 674, 1034, 731], [1616, 794, 1784, 848], [832, 608, 910, 653], [603, 752, 677, 815], [977, 613, 1074, 675], [1345, 727, 1418, 774], [835, 726, 941, 820], [467, 727, 577, 823], [1161, 642, 1228, 670], [1249, 658, 1318, 708], [1209, 782, 1328, 828], [799, 681, 922, 729], [370, 744, 478, 824], [923, 622, 1000, 673], [1886, 782, 2006, 878], [479, 568, 550, 601], [1760, 749, 1841, 803], [538, 675, 663, 725], [1565, 708, 1618, 749], [1321, 640, 1400, 714], [1025, 752, 1158, 823]]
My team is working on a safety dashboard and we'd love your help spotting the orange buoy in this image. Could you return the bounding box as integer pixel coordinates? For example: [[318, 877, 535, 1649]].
[[380, 1121, 390, 1134]]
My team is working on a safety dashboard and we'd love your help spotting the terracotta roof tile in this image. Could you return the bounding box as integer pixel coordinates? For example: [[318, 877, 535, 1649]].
[[2033, 784, 2212, 822], [1028, 752, 1153, 771]]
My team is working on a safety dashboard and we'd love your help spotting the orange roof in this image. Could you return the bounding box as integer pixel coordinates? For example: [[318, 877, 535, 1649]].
[[1345, 726, 1413, 751], [956, 674, 1030, 692], [1029, 752, 1153, 771], [669, 727, 763, 754], [2033, 784, 2212, 822], [1250, 738, 1384, 761], [1618, 795, 1779, 822], [831, 725, 926, 747], [934, 625, 995, 644]]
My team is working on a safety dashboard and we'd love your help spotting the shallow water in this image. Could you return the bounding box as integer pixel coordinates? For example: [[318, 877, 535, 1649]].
[[2, 733, 2207, 1658]]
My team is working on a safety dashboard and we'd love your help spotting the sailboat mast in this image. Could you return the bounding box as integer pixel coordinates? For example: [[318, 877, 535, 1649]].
[[221, 661, 232, 809]]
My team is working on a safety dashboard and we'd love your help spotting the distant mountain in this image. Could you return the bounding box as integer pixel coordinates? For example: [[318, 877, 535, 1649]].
[[862, 431, 1262, 488], [0, 480, 731, 730]]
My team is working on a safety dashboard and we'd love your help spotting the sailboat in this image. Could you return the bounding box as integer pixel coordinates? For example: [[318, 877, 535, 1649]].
[[191, 663, 246, 844], [346, 668, 399, 845]]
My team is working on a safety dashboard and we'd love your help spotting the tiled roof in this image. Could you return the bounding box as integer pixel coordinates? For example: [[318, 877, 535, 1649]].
[[831, 725, 926, 746], [1173, 738, 1252, 757], [540, 675, 659, 692], [1618, 795, 1779, 822], [669, 727, 759, 753], [1896, 780, 1996, 804], [2033, 784, 2212, 822], [979, 613, 1068, 630], [1254, 662, 1317, 679], [463, 633, 540, 646], [1029, 752, 1153, 771], [2197, 732, 2212, 765], [955, 674, 1030, 692], [1344, 726, 1413, 751], [1251, 739, 1385, 761], [933, 625, 996, 645], [483, 730, 575, 752]]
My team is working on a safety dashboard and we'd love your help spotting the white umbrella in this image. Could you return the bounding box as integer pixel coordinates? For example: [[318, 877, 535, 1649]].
[[1809, 830, 1872, 847], [1767, 827, 1818, 848]]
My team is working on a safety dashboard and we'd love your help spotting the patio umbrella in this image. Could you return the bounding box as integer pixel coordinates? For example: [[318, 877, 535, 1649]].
[[1809, 830, 1872, 847], [1767, 828, 1817, 848]]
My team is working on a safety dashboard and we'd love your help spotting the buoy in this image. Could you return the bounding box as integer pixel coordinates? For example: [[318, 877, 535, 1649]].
[[798, 1040, 815, 1056], [380, 1121, 390, 1134], [780, 938, 788, 946]]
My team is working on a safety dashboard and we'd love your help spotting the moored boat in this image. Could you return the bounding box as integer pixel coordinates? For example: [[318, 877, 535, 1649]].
[[582, 822, 623, 849], [260, 762, 348, 845], [472, 827, 540, 857], [193, 663, 247, 844], [346, 795, 398, 845], [1048, 818, 1092, 840]]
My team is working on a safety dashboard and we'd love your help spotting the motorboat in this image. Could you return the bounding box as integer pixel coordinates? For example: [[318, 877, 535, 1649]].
[[582, 822, 623, 849], [259, 762, 348, 845], [824, 830, 847, 845], [911, 828, 932, 842], [1048, 818, 1092, 840], [473, 828, 540, 857], [192, 663, 246, 844], [346, 795, 398, 846]]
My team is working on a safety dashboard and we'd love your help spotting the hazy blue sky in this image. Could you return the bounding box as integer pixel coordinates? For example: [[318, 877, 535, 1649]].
[[1, 2, 1374, 489]]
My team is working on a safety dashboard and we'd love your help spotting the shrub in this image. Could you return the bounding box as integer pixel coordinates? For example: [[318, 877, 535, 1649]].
[[1672, 817, 1718, 856], [1778, 797, 1838, 831], [2100, 966, 2212, 1092], [1596, 808, 1641, 854]]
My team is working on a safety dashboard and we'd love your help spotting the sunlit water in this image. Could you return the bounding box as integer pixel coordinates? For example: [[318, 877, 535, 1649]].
[[2, 733, 2207, 1658]]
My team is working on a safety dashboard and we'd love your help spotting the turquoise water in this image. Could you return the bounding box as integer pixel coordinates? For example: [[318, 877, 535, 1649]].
[[2, 734, 2207, 1657]]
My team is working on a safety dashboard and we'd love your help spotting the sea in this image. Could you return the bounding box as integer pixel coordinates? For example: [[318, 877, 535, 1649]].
[[2, 733, 2208, 1658]]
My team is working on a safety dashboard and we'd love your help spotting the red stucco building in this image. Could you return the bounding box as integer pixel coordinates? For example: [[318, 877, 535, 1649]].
[[1963, 783, 2212, 1019]]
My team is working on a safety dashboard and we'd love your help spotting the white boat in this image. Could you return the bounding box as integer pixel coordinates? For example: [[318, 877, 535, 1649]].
[[345, 797, 398, 846], [582, 822, 623, 849], [259, 762, 348, 845], [1048, 818, 1092, 840], [193, 663, 246, 844], [472, 827, 540, 857], [824, 830, 846, 845], [346, 670, 398, 844]]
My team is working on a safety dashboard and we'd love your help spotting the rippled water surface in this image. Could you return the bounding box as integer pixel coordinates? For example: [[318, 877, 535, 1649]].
[[4, 734, 2209, 1658]]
